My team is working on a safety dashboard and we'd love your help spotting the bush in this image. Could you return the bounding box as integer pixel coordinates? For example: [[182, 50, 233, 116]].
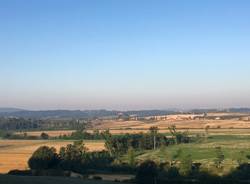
[[93, 176, 103, 180], [40, 132, 49, 139], [8, 169, 32, 176], [28, 146, 60, 170], [136, 160, 158, 184]]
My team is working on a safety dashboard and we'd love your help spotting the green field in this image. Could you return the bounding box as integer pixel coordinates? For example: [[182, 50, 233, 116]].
[[122, 135, 250, 175]]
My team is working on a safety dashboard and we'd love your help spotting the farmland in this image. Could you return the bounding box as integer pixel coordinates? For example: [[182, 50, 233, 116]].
[[2, 112, 250, 176]]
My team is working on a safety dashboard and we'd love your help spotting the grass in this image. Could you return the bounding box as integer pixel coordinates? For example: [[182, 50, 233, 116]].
[[137, 138, 250, 162], [121, 134, 250, 175], [0, 175, 130, 184]]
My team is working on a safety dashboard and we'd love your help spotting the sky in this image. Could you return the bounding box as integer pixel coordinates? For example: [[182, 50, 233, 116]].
[[0, 0, 250, 110]]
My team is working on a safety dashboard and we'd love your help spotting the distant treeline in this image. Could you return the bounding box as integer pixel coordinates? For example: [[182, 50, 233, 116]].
[[0, 117, 87, 131]]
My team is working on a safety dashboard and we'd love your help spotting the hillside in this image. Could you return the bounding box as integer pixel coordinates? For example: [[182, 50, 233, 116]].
[[1, 108, 250, 119], [0, 175, 129, 184]]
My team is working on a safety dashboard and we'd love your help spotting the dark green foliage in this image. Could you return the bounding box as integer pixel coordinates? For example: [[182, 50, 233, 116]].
[[169, 125, 191, 144], [29, 143, 113, 174], [228, 163, 250, 180], [40, 132, 49, 139], [127, 148, 136, 167], [59, 129, 104, 140], [103, 127, 173, 157], [136, 160, 158, 184], [8, 169, 32, 176], [92, 176, 102, 180], [59, 141, 87, 172], [158, 162, 180, 179], [28, 146, 60, 170], [59, 141, 113, 173], [2, 132, 40, 140]]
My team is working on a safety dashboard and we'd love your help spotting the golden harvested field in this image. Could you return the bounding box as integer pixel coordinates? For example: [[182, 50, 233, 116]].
[[0, 140, 105, 173], [15, 118, 250, 136], [15, 130, 74, 137], [92, 119, 250, 131]]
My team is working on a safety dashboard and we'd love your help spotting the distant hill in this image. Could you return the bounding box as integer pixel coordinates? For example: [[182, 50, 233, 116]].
[[0, 175, 124, 184], [0, 109, 117, 119], [0, 108, 249, 119], [0, 109, 177, 119], [0, 108, 26, 113]]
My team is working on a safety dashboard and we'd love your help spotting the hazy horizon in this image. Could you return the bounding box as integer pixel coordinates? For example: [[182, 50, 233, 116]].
[[1, 0, 250, 110]]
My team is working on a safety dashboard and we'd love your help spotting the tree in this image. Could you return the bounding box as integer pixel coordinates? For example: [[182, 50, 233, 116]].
[[40, 132, 49, 140], [205, 125, 210, 140], [214, 147, 224, 169], [59, 141, 88, 172], [136, 160, 158, 184], [127, 147, 136, 167], [149, 126, 159, 150], [28, 146, 59, 170], [169, 125, 190, 144], [102, 129, 114, 156]]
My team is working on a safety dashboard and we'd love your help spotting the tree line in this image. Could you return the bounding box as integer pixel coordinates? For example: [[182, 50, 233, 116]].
[[28, 141, 114, 174], [0, 117, 87, 131]]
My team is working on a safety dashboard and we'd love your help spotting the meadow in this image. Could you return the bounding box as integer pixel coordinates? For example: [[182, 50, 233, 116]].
[[122, 134, 250, 175]]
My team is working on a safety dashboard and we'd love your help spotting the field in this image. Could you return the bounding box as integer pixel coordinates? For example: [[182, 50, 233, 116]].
[[15, 130, 75, 137], [15, 117, 250, 137], [0, 140, 105, 173], [93, 119, 250, 130], [122, 134, 250, 175]]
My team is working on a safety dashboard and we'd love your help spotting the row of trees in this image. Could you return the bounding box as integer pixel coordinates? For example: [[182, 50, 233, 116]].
[[27, 126, 194, 174], [28, 141, 113, 173], [58, 129, 103, 140], [0, 117, 87, 131], [27, 142, 250, 184], [2, 132, 50, 140], [103, 126, 192, 157]]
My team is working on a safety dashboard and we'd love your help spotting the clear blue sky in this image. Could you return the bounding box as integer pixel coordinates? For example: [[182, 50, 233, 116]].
[[1, 0, 250, 110]]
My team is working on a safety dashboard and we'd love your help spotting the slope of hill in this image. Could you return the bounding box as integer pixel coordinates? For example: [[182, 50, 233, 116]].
[[0, 109, 177, 119], [0, 108, 249, 119], [0, 175, 129, 184]]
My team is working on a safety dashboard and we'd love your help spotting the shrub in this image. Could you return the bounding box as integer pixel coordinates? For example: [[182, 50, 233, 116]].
[[28, 146, 59, 170], [93, 176, 102, 180], [40, 132, 49, 139], [136, 160, 158, 184]]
